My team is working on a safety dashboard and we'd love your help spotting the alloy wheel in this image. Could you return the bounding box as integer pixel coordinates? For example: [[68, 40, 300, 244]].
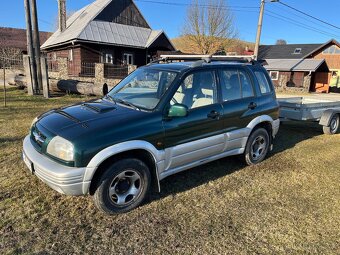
[[109, 170, 143, 206]]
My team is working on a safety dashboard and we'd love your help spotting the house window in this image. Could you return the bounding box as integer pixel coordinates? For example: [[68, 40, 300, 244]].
[[293, 48, 302, 54], [270, 71, 279, 80], [52, 52, 57, 61], [105, 53, 113, 64], [68, 49, 73, 61], [123, 53, 134, 65]]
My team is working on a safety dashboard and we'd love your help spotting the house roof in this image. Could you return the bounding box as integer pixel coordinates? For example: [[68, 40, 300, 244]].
[[264, 59, 326, 72], [258, 44, 323, 60], [41, 0, 175, 50], [0, 27, 50, 52], [78, 21, 164, 48], [258, 39, 340, 60]]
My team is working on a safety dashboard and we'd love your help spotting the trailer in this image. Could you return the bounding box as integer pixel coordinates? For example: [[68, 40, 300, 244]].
[[278, 97, 340, 135]]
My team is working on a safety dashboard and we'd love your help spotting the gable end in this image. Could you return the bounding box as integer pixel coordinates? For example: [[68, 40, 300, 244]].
[[94, 0, 150, 28]]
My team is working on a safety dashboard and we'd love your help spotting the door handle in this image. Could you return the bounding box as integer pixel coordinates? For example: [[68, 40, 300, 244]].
[[248, 102, 257, 110], [207, 110, 220, 119]]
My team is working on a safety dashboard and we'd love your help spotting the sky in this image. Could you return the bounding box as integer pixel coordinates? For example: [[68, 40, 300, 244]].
[[0, 0, 339, 45]]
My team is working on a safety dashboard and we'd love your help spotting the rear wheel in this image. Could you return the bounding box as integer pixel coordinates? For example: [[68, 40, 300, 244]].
[[93, 158, 151, 215], [323, 114, 339, 135], [244, 128, 270, 166]]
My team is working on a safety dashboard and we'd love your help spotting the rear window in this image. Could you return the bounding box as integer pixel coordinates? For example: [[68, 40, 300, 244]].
[[255, 71, 272, 94]]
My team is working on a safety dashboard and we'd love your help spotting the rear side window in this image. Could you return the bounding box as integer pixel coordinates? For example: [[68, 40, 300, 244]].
[[255, 71, 272, 94], [219, 69, 254, 101], [219, 69, 241, 101], [239, 70, 254, 98]]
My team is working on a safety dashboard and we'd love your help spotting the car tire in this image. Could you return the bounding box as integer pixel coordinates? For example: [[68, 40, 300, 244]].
[[93, 158, 151, 215], [244, 128, 270, 166], [323, 114, 339, 135]]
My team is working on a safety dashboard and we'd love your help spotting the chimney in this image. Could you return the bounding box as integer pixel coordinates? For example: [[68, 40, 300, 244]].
[[58, 0, 66, 32]]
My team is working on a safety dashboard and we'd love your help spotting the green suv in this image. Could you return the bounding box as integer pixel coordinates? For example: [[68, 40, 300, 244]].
[[22, 57, 280, 214]]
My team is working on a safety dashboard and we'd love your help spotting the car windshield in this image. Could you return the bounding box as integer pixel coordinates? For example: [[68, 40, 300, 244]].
[[107, 68, 178, 110]]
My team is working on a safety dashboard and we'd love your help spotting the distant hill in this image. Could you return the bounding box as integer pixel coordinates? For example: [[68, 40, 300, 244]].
[[171, 35, 255, 55], [0, 27, 51, 52]]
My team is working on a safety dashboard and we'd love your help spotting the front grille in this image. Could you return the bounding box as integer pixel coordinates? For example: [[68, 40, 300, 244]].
[[31, 125, 47, 147]]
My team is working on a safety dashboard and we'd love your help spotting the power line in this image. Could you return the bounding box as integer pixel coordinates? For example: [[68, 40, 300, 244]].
[[134, 0, 259, 9], [265, 11, 340, 40], [269, 4, 340, 34], [279, 1, 340, 31]]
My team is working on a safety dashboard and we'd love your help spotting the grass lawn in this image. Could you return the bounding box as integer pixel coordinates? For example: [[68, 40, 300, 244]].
[[1, 88, 340, 254]]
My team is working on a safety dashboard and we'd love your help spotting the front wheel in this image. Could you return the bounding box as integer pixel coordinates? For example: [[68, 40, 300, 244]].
[[323, 114, 339, 135], [244, 128, 270, 166], [93, 158, 151, 215]]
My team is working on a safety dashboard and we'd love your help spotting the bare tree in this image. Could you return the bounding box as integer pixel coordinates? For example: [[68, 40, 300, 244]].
[[0, 37, 23, 69], [182, 0, 237, 55], [276, 39, 287, 45]]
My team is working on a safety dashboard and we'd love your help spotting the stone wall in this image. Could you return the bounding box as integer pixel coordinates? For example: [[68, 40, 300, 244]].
[[271, 71, 311, 93]]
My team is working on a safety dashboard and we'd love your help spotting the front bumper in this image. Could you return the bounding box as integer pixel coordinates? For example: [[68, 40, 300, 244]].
[[22, 135, 90, 196]]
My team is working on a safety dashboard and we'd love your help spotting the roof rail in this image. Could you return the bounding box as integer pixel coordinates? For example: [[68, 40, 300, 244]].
[[155, 54, 260, 66]]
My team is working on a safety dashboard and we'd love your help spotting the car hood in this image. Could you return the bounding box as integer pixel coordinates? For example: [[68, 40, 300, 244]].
[[37, 98, 148, 139]]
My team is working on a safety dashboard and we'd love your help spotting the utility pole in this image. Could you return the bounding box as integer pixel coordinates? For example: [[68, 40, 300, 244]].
[[24, 0, 37, 95], [254, 0, 279, 60], [58, 0, 67, 32], [254, 0, 265, 60], [31, 0, 43, 93]]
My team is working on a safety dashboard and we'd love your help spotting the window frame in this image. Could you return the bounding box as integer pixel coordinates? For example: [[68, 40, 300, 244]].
[[170, 69, 220, 110], [269, 71, 279, 81], [68, 49, 73, 62], [123, 53, 134, 65], [105, 53, 113, 64]]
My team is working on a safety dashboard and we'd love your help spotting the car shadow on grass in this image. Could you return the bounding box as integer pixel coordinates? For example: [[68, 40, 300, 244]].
[[147, 120, 323, 204]]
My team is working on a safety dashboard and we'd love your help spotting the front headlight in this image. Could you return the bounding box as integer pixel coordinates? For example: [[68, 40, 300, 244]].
[[47, 136, 74, 161], [30, 116, 38, 129]]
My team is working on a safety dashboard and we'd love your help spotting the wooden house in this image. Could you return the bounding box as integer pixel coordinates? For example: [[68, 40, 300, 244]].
[[41, 0, 175, 75], [259, 40, 340, 93]]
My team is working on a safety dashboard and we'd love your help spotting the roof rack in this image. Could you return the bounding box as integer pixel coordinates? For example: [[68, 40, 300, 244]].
[[153, 54, 261, 67]]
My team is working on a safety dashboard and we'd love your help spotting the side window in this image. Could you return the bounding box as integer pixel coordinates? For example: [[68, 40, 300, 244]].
[[220, 69, 241, 101], [255, 71, 272, 94], [172, 71, 217, 109], [239, 70, 254, 98]]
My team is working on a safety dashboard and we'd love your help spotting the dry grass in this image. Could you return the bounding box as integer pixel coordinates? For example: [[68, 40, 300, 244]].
[[1, 88, 340, 254]]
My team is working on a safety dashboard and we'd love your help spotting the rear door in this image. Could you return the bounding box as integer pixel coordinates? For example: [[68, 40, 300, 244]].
[[218, 67, 258, 151], [162, 69, 224, 170]]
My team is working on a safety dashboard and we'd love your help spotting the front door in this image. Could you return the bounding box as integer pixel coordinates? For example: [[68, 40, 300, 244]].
[[163, 70, 224, 170]]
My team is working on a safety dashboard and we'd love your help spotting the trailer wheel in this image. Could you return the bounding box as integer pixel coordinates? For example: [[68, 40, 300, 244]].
[[323, 114, 339, 135]]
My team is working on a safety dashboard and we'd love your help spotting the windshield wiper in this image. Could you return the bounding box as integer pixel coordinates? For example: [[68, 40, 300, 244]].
[[107, 96, 140, 111], [105, 94, 115, 103]]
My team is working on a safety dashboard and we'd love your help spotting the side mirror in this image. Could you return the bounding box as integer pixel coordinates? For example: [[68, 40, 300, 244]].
[[168, 104, 188, 117]]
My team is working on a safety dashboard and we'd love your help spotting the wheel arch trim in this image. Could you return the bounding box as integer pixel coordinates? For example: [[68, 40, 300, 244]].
[[83, 140, 164, 194], [246, 115, 278, 134]]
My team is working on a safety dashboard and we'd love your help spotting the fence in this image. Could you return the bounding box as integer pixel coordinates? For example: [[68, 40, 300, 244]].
[[0, 55, 24, 70], [68, 62, 95, 77], [104, 64, 128, 79]]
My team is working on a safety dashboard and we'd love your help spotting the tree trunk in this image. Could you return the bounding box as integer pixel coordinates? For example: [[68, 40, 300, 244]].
[[55, 80, 108, 96]]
